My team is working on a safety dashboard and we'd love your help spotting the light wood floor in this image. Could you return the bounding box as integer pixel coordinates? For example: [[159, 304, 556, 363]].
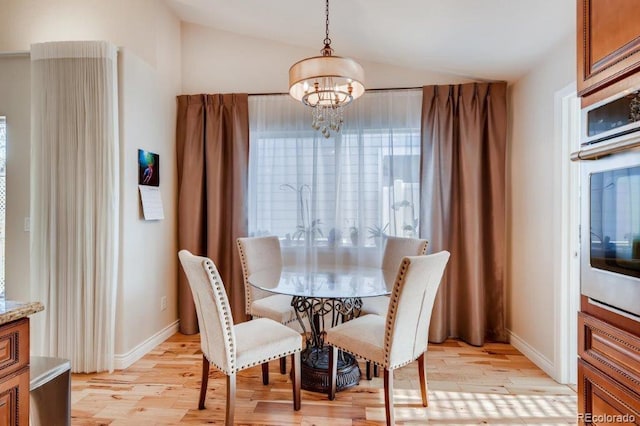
[[71, 334, 577, 425]]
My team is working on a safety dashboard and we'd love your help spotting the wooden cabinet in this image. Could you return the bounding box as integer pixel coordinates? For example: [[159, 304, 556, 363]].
[[578, 360, 640, 425], [577, 0, 640, 105], [578, 307, 640, 425], [0, 371, 29, 426], [576, 2, 640, 423], [0, 318, 30, 425]]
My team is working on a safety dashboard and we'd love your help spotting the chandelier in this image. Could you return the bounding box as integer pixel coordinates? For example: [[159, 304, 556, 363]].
[[288, 0, 365, 138]]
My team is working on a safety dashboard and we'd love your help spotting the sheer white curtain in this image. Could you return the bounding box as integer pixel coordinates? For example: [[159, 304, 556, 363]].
[[248, 90, 421, 267], [30, 41, 119, 373]]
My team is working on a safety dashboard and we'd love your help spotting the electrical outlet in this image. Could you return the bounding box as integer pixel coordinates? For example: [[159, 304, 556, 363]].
[[160, 296, 167, 311]]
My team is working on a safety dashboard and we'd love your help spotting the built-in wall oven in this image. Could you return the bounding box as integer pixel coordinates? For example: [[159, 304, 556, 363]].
[[580, 148, 640, 318], [576, 87, 640, 319]]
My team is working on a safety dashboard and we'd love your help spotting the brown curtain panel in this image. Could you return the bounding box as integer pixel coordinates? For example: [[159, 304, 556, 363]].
[[176, 94, 249, 334], [420, 83, 508, 346]]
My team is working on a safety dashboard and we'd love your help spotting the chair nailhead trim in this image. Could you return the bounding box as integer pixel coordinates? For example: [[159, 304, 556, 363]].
[[206, 347, 302, 375], [233, 347, 302, 373], [237, 239, 253, 316], [383, 258, 410, 367], [421, 242, 428, 255], [204, 259, 237, 371], [325, 340, 420, 370]]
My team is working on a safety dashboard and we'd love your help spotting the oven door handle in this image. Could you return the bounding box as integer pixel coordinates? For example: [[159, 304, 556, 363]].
[[572, 136, 640, 161]]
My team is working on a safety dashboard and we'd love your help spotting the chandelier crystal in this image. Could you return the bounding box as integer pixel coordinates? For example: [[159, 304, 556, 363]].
[[288, 0, 365, 138]]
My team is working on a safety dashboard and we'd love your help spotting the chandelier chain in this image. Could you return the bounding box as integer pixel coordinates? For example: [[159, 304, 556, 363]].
[[323, 0, 331, 48]]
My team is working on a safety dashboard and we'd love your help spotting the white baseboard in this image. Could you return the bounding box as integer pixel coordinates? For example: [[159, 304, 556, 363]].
[[114, 320, 180, 370], [508, 329, 556, 380]]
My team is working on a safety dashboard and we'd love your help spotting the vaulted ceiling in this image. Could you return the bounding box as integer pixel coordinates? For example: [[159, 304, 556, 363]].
[[166, 0, 575, 82]]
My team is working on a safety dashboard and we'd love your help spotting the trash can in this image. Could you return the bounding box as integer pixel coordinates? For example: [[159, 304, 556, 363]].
[[29, 356, 71, 426]]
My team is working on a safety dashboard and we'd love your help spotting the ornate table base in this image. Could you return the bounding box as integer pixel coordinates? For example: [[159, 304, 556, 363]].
[[300, 347, 360, 393], [292, 296, 363, 393]]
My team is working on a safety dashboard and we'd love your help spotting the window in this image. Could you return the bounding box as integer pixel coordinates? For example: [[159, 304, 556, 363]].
[[0, 117, 5, 296], [248, 90, 422, 252]]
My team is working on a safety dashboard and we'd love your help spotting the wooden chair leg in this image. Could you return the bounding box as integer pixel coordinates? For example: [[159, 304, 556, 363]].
[[292, 352, 301, 411], [327, 345, 338, 400], [262, 362, 269, 385], [417, 353, 428, 407], [366, 361, 372, 380], [280, 356, 287, 374], [384, 368, 395, 426], [198, 354, 210, 410], [225, 373, 236, 426], [374, 364, 379, 377]]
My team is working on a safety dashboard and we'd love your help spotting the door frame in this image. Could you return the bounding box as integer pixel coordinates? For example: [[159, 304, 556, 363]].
[[553, 82, 581, 385]]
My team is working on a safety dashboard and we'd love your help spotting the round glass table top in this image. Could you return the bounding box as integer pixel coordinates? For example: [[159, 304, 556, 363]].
[[248, 265, 395, 299]]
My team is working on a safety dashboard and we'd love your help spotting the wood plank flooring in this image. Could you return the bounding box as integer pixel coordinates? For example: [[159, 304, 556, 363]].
[[71, 334, 577, 425]]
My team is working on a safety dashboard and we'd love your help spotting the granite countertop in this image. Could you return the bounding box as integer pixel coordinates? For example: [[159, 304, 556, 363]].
[[0, 300, 44, 326]]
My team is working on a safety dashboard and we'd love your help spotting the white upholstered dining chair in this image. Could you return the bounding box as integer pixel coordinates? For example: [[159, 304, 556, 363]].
[[361, 236, 428, 378], [237, 236, 304, 374], [360, 236, 429, 316], [325, 251, 450, 426], [178, 250, 302, 426]]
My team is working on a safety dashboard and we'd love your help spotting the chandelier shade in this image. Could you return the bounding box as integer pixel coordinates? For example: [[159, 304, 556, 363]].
[[289, 55, 365, 107], [288, 0, 365, 137]]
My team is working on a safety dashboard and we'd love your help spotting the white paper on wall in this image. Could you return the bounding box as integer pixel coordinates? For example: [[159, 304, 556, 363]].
[[139, 185, 164, 220]]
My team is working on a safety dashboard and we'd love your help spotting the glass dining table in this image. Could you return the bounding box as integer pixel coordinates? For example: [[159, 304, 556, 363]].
[[248, 264, 395, 393]]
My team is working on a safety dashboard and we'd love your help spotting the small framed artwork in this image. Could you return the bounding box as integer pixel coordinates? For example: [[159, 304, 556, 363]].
[[138, 149, 159, 186]]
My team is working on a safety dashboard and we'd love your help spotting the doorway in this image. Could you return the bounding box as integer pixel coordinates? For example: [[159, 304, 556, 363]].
[[554, 83, 580, 385]]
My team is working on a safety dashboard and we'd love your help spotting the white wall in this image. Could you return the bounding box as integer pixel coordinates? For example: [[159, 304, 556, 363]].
[[115, 14, 181, 362], [0, 56, 31, 302], [0, 0, 181, 367], [508, 32, 575, 375], [181, 23, 473, 94], [0, 0, 161, 68]]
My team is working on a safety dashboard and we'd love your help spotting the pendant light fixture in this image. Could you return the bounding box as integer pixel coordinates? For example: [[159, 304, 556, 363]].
[[288, 0, 365, 138]]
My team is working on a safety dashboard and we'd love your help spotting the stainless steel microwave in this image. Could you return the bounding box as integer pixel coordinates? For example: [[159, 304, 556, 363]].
[[582, 87, 640, 146]]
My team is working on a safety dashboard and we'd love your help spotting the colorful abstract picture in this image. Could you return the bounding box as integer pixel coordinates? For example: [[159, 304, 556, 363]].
[[138, 149, 160, 186]]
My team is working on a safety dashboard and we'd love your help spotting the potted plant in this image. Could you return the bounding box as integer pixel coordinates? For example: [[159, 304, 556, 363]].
[[327, 228, 342, 247], [280, 183, 324, 246], [367, 223, 389, 247], [293, 219, 323, 245], [402, 218, 419, 237], [349, 226, 359, 246]]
